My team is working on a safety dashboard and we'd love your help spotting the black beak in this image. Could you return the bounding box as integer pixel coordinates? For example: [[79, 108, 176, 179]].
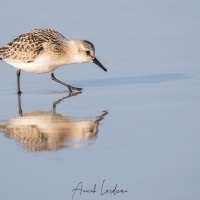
[[93, 57, 107, 72]]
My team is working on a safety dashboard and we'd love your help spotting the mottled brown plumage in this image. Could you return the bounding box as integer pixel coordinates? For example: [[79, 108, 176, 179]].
[[0, 29, 67, 62]]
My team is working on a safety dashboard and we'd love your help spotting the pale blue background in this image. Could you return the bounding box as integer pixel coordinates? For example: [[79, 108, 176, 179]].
[[0, 0, 200, 200]]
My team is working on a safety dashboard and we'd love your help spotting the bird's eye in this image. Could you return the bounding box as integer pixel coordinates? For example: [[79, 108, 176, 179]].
[[86, 51, 90, 56]]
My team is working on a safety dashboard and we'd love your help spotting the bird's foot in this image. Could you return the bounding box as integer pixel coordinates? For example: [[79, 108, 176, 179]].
[[69, 87, 82, 92], [17, 90, 22, 95]]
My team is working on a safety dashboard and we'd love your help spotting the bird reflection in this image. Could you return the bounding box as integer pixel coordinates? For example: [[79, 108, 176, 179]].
[[0, 93, 108, 152]]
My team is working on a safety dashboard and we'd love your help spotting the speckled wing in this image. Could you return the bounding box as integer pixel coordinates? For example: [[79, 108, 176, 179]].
[[0, 29, 68, 63]]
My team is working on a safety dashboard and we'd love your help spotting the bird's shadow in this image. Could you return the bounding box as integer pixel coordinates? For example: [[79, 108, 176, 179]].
[[69, 73, 189, 88]]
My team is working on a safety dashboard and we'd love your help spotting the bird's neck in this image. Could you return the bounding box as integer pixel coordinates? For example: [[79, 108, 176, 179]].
[[63, 40, 88, 65]]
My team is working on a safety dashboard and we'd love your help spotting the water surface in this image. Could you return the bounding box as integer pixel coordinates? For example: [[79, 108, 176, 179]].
[[0, 1, 200, 200]]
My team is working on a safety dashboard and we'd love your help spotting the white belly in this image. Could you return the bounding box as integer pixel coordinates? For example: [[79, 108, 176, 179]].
[[5, 54, 61, 74]]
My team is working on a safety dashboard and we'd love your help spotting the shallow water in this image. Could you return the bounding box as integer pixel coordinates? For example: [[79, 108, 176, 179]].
[[0, 1, 200, 200]]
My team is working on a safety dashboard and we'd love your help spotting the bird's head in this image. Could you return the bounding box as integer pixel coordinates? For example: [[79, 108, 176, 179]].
[[68, 40, 107, 72]]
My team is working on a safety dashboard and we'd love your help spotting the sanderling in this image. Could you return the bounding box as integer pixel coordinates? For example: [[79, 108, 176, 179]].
[[0, 28, 107, 93]]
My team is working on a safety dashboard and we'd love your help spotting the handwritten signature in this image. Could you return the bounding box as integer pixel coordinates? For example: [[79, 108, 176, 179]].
[[72, 180, 128, 199]]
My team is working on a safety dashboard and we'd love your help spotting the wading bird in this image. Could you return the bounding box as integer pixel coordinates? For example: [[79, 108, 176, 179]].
[[0, 28, 107, 93]]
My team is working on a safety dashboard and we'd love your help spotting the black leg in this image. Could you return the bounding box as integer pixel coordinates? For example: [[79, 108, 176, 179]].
[[17, 92, 23, 116], [52, 92, 81, 112], [16, 69, 22, 94], [51, 72, 82, 92]]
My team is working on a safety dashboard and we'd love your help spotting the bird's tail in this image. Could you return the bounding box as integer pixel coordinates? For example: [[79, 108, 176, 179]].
[[0, 46, 8, 60]]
